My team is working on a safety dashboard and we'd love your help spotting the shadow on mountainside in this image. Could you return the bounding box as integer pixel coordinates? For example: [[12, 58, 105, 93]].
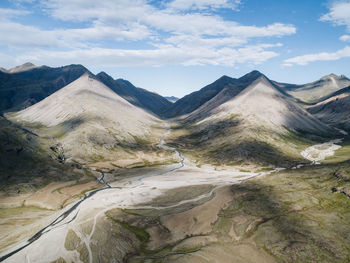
[[170, 118, 310, 167], [224, 162, 350, 262], [0, 117, 80, 195]]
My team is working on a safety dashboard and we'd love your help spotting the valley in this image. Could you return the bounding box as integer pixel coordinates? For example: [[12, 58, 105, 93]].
[[1, 64, 350, 262], [1, 122, 346, 263]]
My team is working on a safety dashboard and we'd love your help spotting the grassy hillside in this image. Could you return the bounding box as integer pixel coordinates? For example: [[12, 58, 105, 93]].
[[78, 156, 350, 262]]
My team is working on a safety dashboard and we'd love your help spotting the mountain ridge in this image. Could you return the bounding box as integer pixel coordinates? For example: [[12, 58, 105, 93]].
[[164, 70, 267, 118], [96, 71, 172, 116]]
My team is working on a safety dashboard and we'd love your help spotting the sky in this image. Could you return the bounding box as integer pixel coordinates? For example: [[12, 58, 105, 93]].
[[0, 0, 350, 97]]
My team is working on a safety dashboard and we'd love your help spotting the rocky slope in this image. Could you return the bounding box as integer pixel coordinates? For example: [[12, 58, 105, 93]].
[[8, 74, 167, 166], [164, 71, 292, 118], [308, 85, 350, 131], [171, 76, 338, 167], [188, 76, 333, 135], [274, 73, 350, 103]]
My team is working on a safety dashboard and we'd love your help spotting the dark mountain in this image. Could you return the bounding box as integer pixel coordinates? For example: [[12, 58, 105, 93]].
[[96, 72, 172, 116], [164, 70, 264, 118], [0, 64, 89, 112]]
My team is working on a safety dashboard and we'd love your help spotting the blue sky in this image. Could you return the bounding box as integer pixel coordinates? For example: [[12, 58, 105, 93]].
[[0, 0, 350, 97]]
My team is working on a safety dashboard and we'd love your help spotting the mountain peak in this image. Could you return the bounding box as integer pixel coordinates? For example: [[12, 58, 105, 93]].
[[239, 70, 264, 81], [22, 62, 35, 67], [97, 71, 112, 78], [218, 75, 232, 80], [321, 73, 339, 80], [8, 62, 37, 73], [97, 71, 115, 82]]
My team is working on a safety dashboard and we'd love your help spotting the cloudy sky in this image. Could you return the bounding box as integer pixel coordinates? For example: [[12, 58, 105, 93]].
[[1, 0, 350, 97]]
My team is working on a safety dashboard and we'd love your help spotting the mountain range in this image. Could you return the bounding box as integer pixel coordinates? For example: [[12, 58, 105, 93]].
[[2, 63, 349, 126], [2, 62, 349, 168]]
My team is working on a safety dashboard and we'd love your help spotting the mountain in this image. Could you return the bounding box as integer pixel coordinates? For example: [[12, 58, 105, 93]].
[[165, 70, 264, 118], [8, 74, 162, 166], [8, 62, 38, 73], [188, 76, 333, 134], [274, 74, 350, 103], [0, 62, 38, 73], [0, 116, 80, 198], [172, 76, 337, 167], [96, 71, 172, 116], [165, 96, 179, 103], [308, 85, 350, 131], [0, 64, 89, 112]]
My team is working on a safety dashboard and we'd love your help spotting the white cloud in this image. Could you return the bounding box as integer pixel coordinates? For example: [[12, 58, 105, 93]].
[[166, 0, 241, 11], [0, 20, 152, 49], [320, 1, 350, 30], [340, 34, 350, 41], [2, 0, 295, 68], [0, 21, 65, 48], [284, 46, 350, 66], [0, 8, 29, 18], [16, 43, 281, 68], [39, 0, 295, 38], [288, 2, 350, 68]]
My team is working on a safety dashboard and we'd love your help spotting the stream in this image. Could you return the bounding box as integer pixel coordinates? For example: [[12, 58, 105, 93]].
[[0, 124, 183, 262], [0, 125, 345, 262]]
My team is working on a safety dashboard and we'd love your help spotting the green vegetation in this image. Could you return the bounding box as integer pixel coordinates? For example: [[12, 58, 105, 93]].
[[324, 138, 350, 164], [228, 113, 240, 120], [64, 229, 81, 251], [0, 206, 52, 219], [168, 118, 318, 168], [106, 212, 150, 252], [0, 117, 84, 195], [50, 257, 67, 263], [77, 243, 89, 263]]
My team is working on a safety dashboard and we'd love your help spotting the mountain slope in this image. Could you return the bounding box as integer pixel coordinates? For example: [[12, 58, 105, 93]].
[[0, 64, 89, 112], [308, 86, 350, 131], [274, 74, 350, 103], [7, 62, 38, 73], [96, 72, 172, 116], [164, 75, 238, 118], [165, 70, 266, 118], [189, 76, 333, 134], [8, 74, 167, 167], [172, 77, 338, 167]]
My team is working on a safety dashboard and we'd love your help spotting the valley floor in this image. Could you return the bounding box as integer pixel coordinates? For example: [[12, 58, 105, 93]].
[[1, 124, 350, 262]]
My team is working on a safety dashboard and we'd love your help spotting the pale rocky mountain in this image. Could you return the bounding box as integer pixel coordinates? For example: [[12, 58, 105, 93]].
[[188, 76, 334, 135], [308, 85, 350, 131], [7, 62, 38, 73], [9, 74, 161, 165], [274, 73, 350, 103], [174, 76, 339, 167], [0, 62, 38, 73], [165, 70, 265, 118]]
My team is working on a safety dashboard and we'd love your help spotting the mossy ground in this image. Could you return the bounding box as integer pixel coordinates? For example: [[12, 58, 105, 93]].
[[105, 156, 350, 262]]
